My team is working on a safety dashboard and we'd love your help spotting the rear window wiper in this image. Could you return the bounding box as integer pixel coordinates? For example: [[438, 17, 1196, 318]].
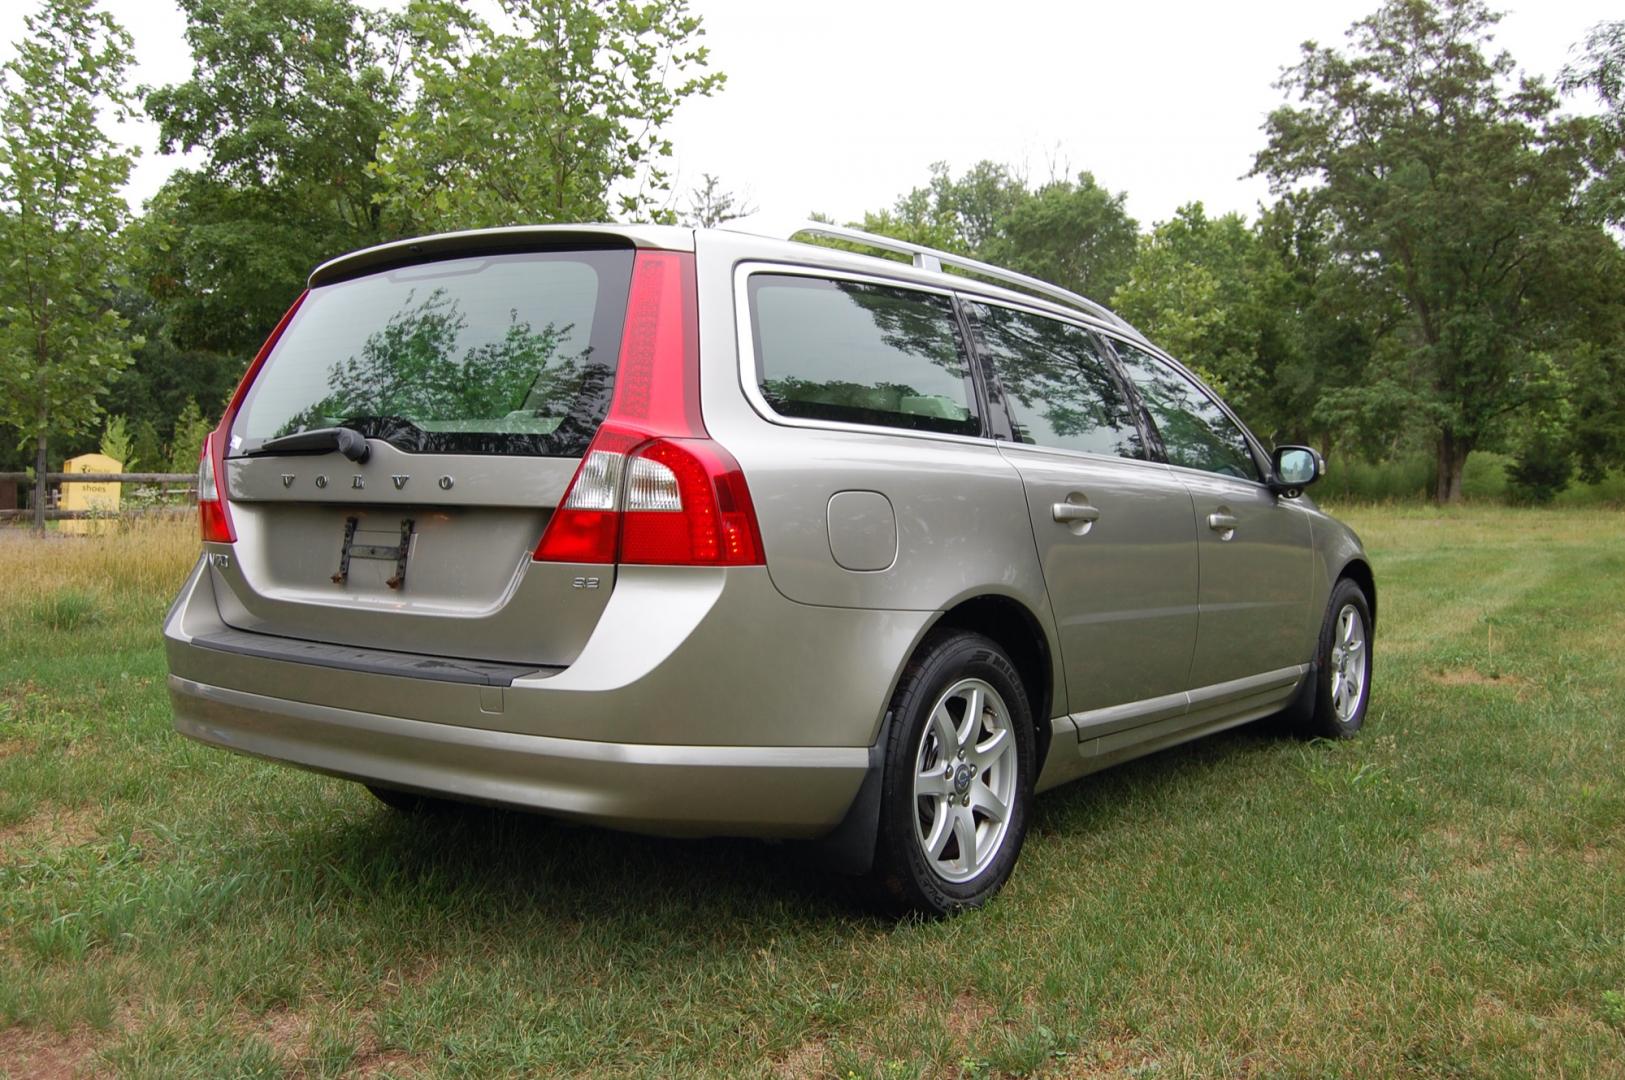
[[246, 426, 372, 463]]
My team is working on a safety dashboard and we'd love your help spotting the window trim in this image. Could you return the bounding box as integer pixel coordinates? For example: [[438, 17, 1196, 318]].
[[1095, 332, 1271, 485], [732, 261, 995, 446], [958, 293, 1157, 463]]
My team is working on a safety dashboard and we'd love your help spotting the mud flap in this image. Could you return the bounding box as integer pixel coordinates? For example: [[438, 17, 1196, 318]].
[[811, 710, 892, 875]]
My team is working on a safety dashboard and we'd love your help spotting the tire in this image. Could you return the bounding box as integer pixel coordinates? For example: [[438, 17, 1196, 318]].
[[1291, 578, 1374, 739], [365, 783, 461, 814], [868, 631, 1035, 916]]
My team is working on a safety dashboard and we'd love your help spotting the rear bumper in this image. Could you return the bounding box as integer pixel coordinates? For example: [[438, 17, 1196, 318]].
[[170, 675, 867, 836], [164, 557, 930, 837]]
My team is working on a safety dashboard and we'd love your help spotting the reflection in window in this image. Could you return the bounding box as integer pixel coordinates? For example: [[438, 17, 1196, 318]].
[[970, 303, 1143, 459], [1110, 340, 1259, 480], [749, 275, 978, 436], [233, 250, 632, 457]]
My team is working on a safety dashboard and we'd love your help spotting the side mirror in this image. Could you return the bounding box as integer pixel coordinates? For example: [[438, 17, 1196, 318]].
[[1269, 445, 1323, 497]]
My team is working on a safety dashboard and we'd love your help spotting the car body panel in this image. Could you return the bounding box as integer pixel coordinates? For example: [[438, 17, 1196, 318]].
[[163, 222, 1375, 844]]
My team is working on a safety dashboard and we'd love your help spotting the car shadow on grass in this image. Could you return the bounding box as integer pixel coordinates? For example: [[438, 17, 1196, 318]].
[[219, 717, 1297, 931]]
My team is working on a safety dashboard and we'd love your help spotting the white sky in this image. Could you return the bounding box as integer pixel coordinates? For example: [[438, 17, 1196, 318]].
[[1, 0, 1616, 228]]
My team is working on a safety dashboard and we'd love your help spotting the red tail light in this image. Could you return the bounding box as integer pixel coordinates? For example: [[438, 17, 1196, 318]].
[[533, 250, 765, 566], [198, 293, 308, 544]]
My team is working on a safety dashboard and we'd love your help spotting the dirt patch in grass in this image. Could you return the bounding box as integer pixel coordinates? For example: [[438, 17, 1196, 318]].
[[940, 990, 998, 1042], [1427, 668, 1534, 698], [0, 1023, 101, 1079], [0, 806, 102, 860], [771, 1035, 829, 1079], [0, 739, 30, 760]]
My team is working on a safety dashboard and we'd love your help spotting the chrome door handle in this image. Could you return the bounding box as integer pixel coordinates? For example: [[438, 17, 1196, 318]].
[[1052, 503, 1101, 524], [1208, 511, 1238, 539]]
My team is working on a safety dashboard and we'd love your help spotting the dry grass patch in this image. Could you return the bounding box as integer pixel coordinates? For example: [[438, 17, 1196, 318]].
[[771, 1035, 830, 1079], [0, 806, 102, 862], [0, 1023, 102, 1080], [0, 518, 197, 618]]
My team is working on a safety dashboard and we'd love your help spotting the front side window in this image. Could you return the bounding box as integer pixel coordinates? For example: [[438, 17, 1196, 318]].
[[969, 302, 1145, 459], [747, 274, 979, 436], [1110, 339, 1260, 480], [233, 249, 634, 457]]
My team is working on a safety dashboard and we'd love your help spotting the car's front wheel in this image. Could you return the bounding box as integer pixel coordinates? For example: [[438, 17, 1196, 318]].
[[1292, 577, 1374, 739], [869, 631, 1035, 915]]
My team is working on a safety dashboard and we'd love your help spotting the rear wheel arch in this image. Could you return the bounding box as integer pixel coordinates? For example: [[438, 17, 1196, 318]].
[[927, 595, 1054, 775]]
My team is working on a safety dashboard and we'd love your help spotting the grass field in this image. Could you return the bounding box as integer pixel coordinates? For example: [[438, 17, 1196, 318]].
[[1, 508, 1622, 1078]]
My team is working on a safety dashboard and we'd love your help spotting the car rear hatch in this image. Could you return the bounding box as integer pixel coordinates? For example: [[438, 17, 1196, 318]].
[[211, 240, 637, 667]]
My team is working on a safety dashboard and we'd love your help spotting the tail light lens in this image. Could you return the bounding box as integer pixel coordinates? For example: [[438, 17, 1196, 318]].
[[198, 432, 233, 543], [533, 250, 765, 566]]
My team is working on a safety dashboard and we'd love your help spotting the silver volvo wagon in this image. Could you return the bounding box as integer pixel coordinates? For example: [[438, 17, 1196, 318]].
[[165, 221, 1375, 913]]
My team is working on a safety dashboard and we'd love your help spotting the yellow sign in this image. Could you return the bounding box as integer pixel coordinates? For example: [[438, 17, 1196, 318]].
[[60, 452, 122, 535]]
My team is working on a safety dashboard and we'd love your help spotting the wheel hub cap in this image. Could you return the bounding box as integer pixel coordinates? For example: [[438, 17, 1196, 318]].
[[911, 678, 1018, 884]]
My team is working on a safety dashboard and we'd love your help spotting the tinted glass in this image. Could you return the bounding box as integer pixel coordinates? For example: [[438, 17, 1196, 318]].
[[970, 302, 1144, 459], [748, 275, 978, 436], [232, 249, 634, 457], [1111, 340, 1260, 480]]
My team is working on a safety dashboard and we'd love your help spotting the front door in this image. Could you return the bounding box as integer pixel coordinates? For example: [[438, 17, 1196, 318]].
[[1108, 339, 1313, 689], [967, 301, 1199, 719]]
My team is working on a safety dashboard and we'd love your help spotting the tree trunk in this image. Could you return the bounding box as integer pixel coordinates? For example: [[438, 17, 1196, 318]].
[[32, 431, 47, 533], [1434, 429, 1470, 505]]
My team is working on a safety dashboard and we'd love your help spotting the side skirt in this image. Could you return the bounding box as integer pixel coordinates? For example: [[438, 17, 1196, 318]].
[[1035, 664, 1307, 792]]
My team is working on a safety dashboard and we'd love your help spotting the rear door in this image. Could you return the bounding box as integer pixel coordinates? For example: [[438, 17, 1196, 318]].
[[215, 245, 636, 666], [967, 300, 1199, 719], [1106, 338, 1313, 688]]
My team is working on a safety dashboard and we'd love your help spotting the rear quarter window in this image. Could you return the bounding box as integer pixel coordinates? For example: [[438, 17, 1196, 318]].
[[232, 249, 634, 457], [746, 274, 979, 436]]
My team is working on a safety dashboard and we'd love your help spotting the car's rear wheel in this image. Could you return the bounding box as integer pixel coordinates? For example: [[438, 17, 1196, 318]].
[[869, 631, 1034, 915], [1291, 578, 1374, 739]]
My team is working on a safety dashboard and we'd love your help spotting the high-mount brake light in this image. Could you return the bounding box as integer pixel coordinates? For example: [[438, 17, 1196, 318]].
[[533, 250, 765, 566], [198, 292, 308, 545]]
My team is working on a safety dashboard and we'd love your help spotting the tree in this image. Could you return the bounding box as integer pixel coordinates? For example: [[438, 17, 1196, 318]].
[[1560, 21, 1625, 223], [142, 0, 411, 356], [858, 161, 1138, 303], [373, 0, 723, 232], [1254, 0, 1613, 502], [683, 173, 753, 227], [0, 0, 140, 530], [983, 173, 1139, 302]]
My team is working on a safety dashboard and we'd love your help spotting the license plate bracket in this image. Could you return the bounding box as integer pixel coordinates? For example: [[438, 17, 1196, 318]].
[[332, 516, 415, 589]]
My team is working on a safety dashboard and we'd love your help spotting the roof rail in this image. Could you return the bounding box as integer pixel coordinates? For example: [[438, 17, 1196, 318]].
[[720, 215, 1136, 333]]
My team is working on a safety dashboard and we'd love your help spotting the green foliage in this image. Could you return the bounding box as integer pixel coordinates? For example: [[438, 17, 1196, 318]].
[[1253, 0, 1623, 503], [372, 0, 724, 231], [1505, 426, 1576, 505], [130, 419, 162, 477], [1559, 20, 1625, 223], [98, 415, 136, 471], [166, 399, 212, 475], [858, 161, 1139, 300], [0, 0, 142, 515], [1111, 203, 1272, 401], [682, 173, 752, 228], [141, 0, 410, 355]]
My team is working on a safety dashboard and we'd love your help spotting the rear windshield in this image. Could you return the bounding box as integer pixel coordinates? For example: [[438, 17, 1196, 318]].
[[231, 248, 634, 457]]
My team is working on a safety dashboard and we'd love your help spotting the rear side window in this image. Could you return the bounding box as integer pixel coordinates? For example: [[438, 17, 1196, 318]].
[[1110, 339, 1260, 481], [747, 274, 979, 436], [969, 302, 1146, 459], [232, 249, 635, 457]]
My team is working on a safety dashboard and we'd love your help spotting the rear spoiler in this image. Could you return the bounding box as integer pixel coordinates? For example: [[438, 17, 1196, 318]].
[[308, 224, 694, 288]]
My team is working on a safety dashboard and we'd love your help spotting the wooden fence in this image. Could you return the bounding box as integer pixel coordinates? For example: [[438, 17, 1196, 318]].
[[0, 471, 195, 523]]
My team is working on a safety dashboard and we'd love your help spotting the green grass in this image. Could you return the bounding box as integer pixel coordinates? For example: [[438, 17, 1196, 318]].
[[2, 509, 1623, 1077]]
